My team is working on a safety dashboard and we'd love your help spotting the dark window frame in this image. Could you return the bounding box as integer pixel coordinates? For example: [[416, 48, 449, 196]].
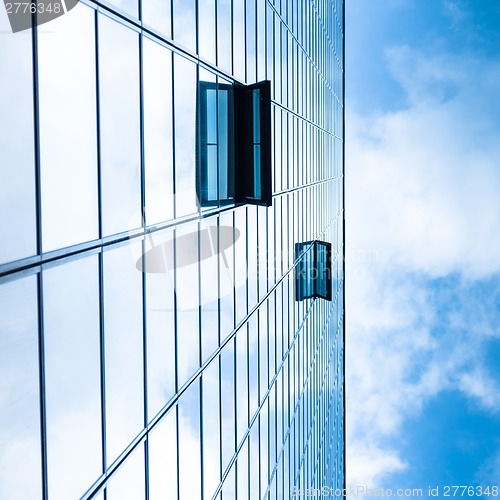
[[295, 240, 332, 301]]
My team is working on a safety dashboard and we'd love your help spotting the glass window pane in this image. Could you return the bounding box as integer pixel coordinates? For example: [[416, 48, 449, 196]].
[[173, 0, 195, 52], [178, 383, 201, 500], [148, 409, 177, 499], [143, 38, 174, 225], [144, 228, 176, 421], [43, 255, 102, 500], [142, 0, 171, 37], [38, 5, 98, 252], [104, 242, 144, 463], [202, 362, 220, 498], [217, 0, 232, 74], [106, 445, 145, 500], [0, 276, 42, 500], [173, 55, 198, 216], [99, 16, 141, 236], [233, 0, 245, 81], [175, 221, 200, 387], [198, 0, 215, 63], [0, 9, 36, 264]]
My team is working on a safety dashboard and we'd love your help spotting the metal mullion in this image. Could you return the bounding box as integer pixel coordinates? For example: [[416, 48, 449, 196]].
[[138, 22, 150, 500], [93, 12, 109, 500], [31, 17, 49, 500], [197, 223, 206, 500], [217, 216, 223, 497]]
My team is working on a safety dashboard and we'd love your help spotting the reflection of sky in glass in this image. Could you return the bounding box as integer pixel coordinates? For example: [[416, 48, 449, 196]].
[[43, 255, 102, 500], [0, 276, 41, 499], [99, 14, 141, 237], [0, 10, 35, 265], [38, 6, 98, 252]]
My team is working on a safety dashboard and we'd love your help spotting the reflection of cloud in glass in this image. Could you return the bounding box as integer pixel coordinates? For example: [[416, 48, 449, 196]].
[[0, 9, 36, 264], [0, 276, 41, 500], [38, 5, 99, 252]]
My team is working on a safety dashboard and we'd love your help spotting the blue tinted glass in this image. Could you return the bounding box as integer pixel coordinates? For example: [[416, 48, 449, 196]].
[[173, 55, 198, 216], [178, 383, 201, 499], [142, 0, 171, 36], [103, 242, 144, 463], [44, 255, 102, 500], [99, 16, 141, 236], [144, 229, 176, 421], [253, 145, 261, 199], [148, 409, 178, 499], [253, 89, 261, 143], [202, 362, 220, 498], [173, 0, 195, 52], [143, 38, 174, 225], [218, 87, 229, 200], [0, 276, 41, 499], [198, 0, 216, 62], [39, 6, 98, 252], [106, 445, 145, 500], [0, 13, 35, 264]]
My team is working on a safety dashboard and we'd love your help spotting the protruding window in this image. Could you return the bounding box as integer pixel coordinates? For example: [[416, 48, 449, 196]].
[[197, 80, 272, 207], [295, 241, 332, 301]]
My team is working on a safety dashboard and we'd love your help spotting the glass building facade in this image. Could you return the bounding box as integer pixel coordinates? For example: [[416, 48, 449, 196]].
[[0, 0, 344, 497]]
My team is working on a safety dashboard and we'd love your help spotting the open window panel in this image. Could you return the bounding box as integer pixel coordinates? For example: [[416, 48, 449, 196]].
[[295, 240, 332, 301], [196, 81, 235, 207], [196, 79, 272, 208]]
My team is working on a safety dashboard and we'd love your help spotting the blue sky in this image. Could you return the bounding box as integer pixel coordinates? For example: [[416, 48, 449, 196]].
[[346, 0, 500, 495]]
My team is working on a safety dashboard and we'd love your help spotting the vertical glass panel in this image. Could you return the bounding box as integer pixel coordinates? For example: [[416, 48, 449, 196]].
[[200, 217, 220, 364], [219, 212, 235, 339], [99, 16, 141, 236], [217, 0, 232, 74], [0, 276, 41, 499], [173, 55, 197, 216], [148, 409, 178, 500], [144, 228, 176, 421], [198, 0, 216, 63], [218, 87, 229, 200], [142, 0, 171, 37], [233, 0, 245, 81], [236, 327, 248, 444], [220, 341, 235, 473], [202, 362, 220, 498], [38, 5, 98, 252], [253, 89, 261, 143], [104, 242, 144, 463], [234, 206, 247, 325], [0, 10, 35, 264], [175, 221, 200, 387], [143, 38, 174, 225], [44, 255, 102, 500], [178, 382, 201, 500], [257, 0, 266, 80], [173, 0, 196, 52], [106, 445, 145, 500], [246, 0, 257, 81]]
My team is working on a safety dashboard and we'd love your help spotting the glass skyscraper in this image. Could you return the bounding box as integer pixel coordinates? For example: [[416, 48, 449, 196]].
[[0, 0, 344, 497]]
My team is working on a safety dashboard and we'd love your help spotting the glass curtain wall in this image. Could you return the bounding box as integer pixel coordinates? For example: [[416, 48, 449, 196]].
[[0, 0, 344, 497]]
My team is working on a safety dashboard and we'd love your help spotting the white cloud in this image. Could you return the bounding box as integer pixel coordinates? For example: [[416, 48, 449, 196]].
[[346, 45, 500, 486]]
